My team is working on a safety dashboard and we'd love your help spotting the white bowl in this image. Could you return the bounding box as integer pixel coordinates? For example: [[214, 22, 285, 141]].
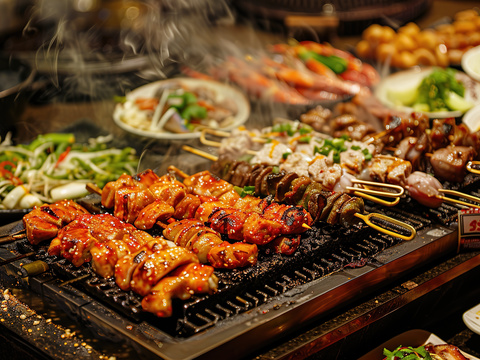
[[374, 67, 480, 118], [113, 78, 250, 140], [462, 45, 480, 82], [463, 104, 480, 132]]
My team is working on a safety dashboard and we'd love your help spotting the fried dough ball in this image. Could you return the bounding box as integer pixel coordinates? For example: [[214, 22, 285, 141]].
[[376, 43, 396, 63], [356, 40, 373, 59], [398, 22, 421, 37], [455, 9, 479, 21], [363, 24, 385, 42], [417, 30, 439, 51], [394, 33, 417, 52], [395, 51, 417, 68], [453, 20, 477, 33], [413, 48, 437, 66]]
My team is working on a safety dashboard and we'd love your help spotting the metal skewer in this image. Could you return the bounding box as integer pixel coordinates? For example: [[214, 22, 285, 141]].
[[58, 273, 92, 287]]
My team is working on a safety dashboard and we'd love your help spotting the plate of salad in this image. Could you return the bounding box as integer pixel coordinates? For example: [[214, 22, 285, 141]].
[[375, 67, 480, 118], [113, 77, 250, 140], [0, 132, 139, 219]]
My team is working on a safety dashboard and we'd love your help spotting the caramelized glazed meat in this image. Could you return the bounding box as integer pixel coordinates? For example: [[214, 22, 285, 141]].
[[141, 263, 218, 317], [430, 145, 476, 183], [48, 213, 141, 267], [163, 218, 258, 268], [23, 200, 90, 245], [130, 246, 200, 297], [367, 156, 412, 187]]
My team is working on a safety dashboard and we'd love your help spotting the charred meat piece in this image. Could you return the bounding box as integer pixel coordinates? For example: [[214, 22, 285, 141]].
[[133, 200, 175, 230], [394, 135, 430, 171], [141, 263, 218, 317], [430, 145, 476, 183], [207, 241, 258, 269], [48, 213, 140, 267], [430, 118, 470, 150], [163, 218, 258, 268], [113, 187, 155, 224], [331, 114, 376, 141], [383, 112, 429, 147], [367, 156, 412, 187], [90, 237, 163, 278], [424, 344, 471, 360], [23, 200, 90, 245], [131, 246, 200, 297]]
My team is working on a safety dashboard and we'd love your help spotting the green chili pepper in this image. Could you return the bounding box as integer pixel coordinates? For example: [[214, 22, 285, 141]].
[[28, 133, 75, 151], [181, 104, 207, 120], [298, 50, 348, 74]]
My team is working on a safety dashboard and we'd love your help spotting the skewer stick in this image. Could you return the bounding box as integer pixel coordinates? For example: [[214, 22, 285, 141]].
[[437, 189, 480, 209], [182, 145, 218, 162], [58, 273, 92, 287], [0, 251, 35, 267], [364, 129, 389, 144], [86, 182, 102, 195], [466, 160, 480, 175], [385, 147, 480, 203], [200, 129, 260, 155], [201, 128, 267, 143], [167, 165, 189, 180], [0, 232, 27, 245]]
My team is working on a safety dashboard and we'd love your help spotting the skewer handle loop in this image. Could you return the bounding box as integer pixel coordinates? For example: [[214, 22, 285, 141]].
[[354, 212, 416, 241], [438, 189, 480, 209]]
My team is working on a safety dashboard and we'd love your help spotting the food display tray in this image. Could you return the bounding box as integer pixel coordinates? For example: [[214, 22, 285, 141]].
[[0, 217, 459, 360]]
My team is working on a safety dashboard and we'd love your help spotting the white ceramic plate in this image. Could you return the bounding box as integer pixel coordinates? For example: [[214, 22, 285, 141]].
[[113, 78, 250, 140], [462, 46, 480, 82], [358, 329, 480, 360], [463, 303, 480, 335], [463, 105, 480, 132], [374, 67, 480, 118]]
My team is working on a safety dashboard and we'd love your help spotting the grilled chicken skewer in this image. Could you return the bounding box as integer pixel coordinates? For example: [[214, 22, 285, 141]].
[[45, 212, 218, 317], [96, 169, 313, 256], [23, 200, 90, 245], [93, 170, 259, 268]]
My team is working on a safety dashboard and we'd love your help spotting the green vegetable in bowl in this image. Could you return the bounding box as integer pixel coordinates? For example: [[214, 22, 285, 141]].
[[387, 67, 474, 113]]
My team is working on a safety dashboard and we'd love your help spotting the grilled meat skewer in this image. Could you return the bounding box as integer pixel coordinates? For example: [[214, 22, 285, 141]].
[[98, 169, 312, 256], [23, 200, 90, 245], [44, 212, 218, 317]]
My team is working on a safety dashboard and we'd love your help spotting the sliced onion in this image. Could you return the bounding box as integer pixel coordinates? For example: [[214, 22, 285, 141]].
[[50, 182, 89, 202]]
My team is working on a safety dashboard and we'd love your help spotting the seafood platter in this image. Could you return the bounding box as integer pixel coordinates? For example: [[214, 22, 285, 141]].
[[1, 6, 480, 360]]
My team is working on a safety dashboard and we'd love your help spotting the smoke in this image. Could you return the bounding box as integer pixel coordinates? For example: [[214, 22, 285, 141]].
[[16, 0, 239, 101]]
